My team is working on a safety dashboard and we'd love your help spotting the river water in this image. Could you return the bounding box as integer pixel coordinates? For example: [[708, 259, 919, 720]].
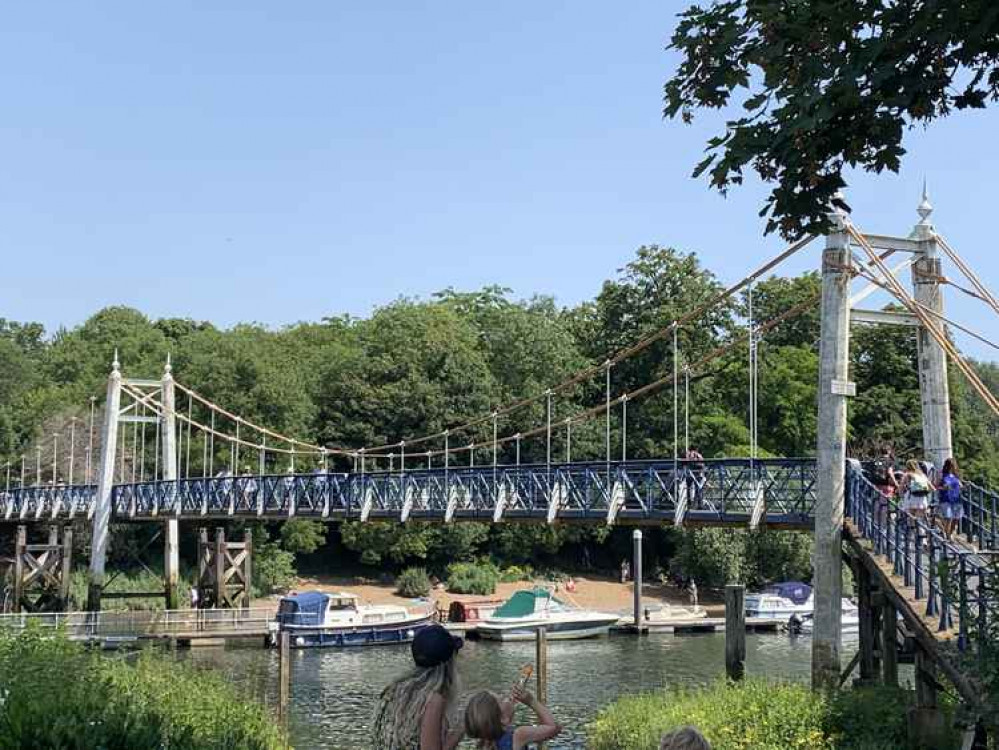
[[185, 632, 859, 749]]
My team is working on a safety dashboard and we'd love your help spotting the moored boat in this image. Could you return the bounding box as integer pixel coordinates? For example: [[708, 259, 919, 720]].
[[476, 587, 619, 641], [745, 582, 813, 620], [269, 591, 434, 648], [790, 600, 860, 635]]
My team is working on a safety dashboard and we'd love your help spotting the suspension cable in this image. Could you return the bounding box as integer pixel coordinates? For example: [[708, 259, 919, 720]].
[[848, 225, 999, 417], [934, 233, 999, 317]]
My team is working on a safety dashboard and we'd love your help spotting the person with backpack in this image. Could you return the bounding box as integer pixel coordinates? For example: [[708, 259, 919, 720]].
[[901, 460, 933, 524], [935, 458, 963, 541]]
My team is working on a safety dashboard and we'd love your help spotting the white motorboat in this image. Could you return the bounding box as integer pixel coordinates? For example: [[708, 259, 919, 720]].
[[271, 591, 434, 648], [476, 588, 620, 641], [642, 602, 707, 623], [791, 600, 860, 635], [745, 582, 813, 620]]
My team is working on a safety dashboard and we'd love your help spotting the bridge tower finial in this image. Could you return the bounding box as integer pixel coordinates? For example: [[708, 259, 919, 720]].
[[164, 352, 172, 375], [912, 178, 935, 240], [112, 348, 120, 373]]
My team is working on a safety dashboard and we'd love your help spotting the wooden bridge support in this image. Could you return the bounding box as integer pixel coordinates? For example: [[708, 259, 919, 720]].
[[813, 209, 851, 690], [725, 584, 746, 681], [197, 528, 252, 609], [13, 524, 73, 613], [162, 360, 180, 609]]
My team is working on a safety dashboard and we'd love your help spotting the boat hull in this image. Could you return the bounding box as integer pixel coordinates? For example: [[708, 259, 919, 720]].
[[477, 617, 618, 641], [273, 614, 435, 648]]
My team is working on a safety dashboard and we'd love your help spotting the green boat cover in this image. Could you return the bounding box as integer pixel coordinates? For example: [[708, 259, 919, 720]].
[[492, 588, 566, 618]]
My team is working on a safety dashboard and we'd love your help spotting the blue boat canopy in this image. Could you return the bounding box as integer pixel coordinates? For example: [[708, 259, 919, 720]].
[[277, 591, 329, 627], [764, 582, 811, 605]]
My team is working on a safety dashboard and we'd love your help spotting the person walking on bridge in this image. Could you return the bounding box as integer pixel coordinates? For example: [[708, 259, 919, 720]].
[[901, 460, 932, 526], [935, 458, 963, 541]]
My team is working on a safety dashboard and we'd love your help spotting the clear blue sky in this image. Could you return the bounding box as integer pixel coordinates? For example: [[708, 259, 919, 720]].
[[2, 2, 997, 361]]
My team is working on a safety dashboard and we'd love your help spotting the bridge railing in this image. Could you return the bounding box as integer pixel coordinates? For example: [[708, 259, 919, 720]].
[[0, 458, 817, 524], [963, 482, 999, 551], [846, 464, 997, 658], [0, 607, 275, 640]]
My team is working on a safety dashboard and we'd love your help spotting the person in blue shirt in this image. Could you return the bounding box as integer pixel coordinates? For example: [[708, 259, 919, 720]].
[[935, 457, 963, 541]]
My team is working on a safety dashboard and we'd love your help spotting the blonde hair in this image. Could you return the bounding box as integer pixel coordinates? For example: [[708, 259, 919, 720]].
[[661, 726, 711, 750], [371, 659, 458, 749], [906, 459, 922, 475], [464, 691, 506, 750]]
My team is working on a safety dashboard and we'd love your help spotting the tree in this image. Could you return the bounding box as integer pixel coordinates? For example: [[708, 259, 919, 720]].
[[664, 1, 999, 238]]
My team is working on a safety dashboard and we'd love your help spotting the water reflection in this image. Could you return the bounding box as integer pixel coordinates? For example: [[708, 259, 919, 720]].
[[186, 633, 856, 749]]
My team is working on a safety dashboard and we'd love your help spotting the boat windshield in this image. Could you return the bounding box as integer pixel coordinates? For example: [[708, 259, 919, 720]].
[[493, 589, 567, 618]]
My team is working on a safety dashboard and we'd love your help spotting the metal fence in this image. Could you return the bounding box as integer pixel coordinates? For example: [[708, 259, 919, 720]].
[[0, 607, 275, 640]]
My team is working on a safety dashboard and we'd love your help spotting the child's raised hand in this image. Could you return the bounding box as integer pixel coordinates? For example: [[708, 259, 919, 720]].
[[512, 685, 535, 706]]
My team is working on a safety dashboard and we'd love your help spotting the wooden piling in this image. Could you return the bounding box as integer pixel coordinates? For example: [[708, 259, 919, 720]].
[[535, 626, 548, 749], [857, 563, 876, 682], [725, 584, 745, 681], [881, 599, 898, 687], [278, 630, 291, 726], [632, 529, 643, 631]]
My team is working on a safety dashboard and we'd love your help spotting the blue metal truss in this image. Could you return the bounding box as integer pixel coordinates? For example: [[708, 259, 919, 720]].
[[0, 458, 817, 527]]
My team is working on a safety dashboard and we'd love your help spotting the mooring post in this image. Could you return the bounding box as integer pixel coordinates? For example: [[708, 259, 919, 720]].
[[278, 629, 291, 725], [87, 352, 122, 612], [535, 625, 548, 747], [813, 207, 851, 690], [632, 529, 643, 630], [162, 357, 180, 609], [911, 186, 953, 472], [725, 584, 746, 681]]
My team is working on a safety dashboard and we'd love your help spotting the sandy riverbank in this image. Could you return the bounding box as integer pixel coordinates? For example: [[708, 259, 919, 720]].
[[265, 572, 725, 617]]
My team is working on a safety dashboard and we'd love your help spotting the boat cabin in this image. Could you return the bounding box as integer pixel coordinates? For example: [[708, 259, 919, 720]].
[[276, 591, 411, 628]]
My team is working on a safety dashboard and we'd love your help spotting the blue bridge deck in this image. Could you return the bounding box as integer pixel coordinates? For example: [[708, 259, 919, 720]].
[[1, 458, 818, 527]]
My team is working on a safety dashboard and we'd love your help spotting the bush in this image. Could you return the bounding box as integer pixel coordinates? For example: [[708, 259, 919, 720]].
[[447, 561, 500, 595], [500, 565, 533, 583], [589, 679, 830, 750], [825, 685, 915, 750], [69, 569, 196, 611], [0, 629, 284, 749], [396, 567, 432, 598], [588, 681, 931, 750], [253, 542, 297, 596]]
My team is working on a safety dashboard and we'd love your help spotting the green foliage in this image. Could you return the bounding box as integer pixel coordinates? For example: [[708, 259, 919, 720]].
[[499, 565, 533, 583], [395, 567, 432, 598], [824, 685, 914, 750], [446, 561, 500, 595], [68, 568, 196, 611], [664, 1, 999, 239], [589, 680, 922, 750], [0, 630, 283, 749], [675, 528, 812, 589], [588, 679, 830, 750], [252, 542, 297, 596], [279, 519, 327, 555]]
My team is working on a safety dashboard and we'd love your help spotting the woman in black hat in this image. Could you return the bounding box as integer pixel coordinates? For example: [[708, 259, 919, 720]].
[[371, 624, 465, 749]]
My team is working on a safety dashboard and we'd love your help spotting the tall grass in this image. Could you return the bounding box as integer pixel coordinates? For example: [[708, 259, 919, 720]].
[[68, 568, 197, 611], [0, 629, 285, 749]]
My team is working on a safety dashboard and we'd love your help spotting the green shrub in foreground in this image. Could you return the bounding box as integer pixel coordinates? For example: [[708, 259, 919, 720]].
[[588, 679, 908, 750], [447, 561, 500, 594], [396, 567, 432, 598], [0, 630, 284, 750]]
